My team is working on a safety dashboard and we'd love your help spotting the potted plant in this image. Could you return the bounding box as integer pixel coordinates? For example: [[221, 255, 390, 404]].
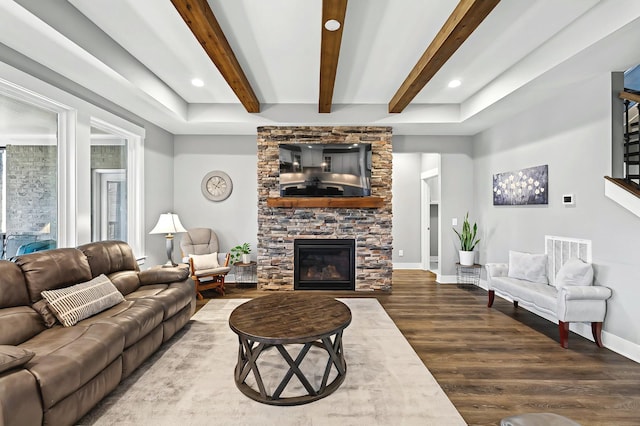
[[453, 212, 480, 266], [230, 243, 251, 264]]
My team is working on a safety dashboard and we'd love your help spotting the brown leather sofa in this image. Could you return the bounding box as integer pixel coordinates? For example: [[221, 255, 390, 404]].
[[0, 241, 195, 426]]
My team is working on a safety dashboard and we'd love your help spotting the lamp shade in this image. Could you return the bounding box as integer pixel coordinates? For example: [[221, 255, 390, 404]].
[[149, 213, 187, 235]]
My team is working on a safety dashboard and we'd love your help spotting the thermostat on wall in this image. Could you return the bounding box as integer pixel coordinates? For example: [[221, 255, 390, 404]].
[[562, 194, 575, 206]]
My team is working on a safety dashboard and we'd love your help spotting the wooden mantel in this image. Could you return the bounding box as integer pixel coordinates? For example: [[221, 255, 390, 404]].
[[266, 197, 384, 208]]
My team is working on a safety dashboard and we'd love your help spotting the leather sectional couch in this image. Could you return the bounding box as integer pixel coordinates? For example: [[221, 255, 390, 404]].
[[0, 241, 195, 426]]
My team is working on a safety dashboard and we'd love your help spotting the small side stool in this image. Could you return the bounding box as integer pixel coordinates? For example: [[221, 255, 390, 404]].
[[501, 413, 581, 426]]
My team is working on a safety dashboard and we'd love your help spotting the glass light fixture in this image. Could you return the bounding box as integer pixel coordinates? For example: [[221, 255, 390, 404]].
[[324, 19, 341, 31], [191, 78, 204, 87], [448, 79, 462, 88]]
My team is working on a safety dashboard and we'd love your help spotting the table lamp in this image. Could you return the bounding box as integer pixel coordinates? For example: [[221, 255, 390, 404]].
[[150, 213, 187, 267]]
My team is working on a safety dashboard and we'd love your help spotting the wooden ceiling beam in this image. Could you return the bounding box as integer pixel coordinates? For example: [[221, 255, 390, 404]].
[[319, 0, 348, 113], [171, 0, 260, 113], [388, 0, 500, 113]]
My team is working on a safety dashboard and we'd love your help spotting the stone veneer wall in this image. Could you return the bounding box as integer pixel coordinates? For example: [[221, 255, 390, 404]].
[[257, 126, 393, 291]]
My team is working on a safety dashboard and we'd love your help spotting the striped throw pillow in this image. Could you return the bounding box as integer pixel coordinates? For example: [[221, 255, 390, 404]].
[[41, 274, 124, 327]]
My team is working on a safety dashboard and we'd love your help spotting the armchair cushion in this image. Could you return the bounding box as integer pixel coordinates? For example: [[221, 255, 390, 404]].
[[190, 252, 220, 270], [508, 251, 548, 284], [193, 266, 231, 278], [555, 257, 593, 288]]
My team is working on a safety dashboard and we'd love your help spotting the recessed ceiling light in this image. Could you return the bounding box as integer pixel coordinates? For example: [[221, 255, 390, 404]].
[[448, 79, 461, 88], [324, 19, 341, 31], [191, 78, 204, 87]]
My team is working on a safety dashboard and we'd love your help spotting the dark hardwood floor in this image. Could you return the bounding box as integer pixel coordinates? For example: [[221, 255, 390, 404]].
[[197, 270, 640, 426]]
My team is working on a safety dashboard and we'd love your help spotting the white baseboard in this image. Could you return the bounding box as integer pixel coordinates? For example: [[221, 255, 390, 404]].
[[436, 274, 457, 283], [393, 262, 423, 269]]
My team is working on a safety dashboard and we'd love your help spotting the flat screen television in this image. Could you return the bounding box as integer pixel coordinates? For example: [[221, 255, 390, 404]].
[[279, 143, 372, 197]]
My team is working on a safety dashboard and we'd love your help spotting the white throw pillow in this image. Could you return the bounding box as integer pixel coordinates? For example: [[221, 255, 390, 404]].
[[190, 252, 220, 270], [508, 251, 548, 284], [41, 274, 124, 327], [555, 257, 593, 289]]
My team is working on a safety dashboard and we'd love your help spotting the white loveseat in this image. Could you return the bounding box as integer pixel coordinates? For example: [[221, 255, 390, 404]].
[[485, 236, 612, 348]]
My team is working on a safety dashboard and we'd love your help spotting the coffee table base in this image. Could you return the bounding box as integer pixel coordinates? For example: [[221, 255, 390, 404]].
[[234, 330, 347, 406]]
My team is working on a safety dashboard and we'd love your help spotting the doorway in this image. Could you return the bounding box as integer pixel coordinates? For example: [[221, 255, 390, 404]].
[[421, 168, 440, 273]]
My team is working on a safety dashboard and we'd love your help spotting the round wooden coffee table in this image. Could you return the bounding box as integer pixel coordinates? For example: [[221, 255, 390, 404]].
[[228, 293, 352, 406]]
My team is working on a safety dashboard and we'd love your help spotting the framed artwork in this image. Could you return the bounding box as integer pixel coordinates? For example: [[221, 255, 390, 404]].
[[493, 164, 548, 205]]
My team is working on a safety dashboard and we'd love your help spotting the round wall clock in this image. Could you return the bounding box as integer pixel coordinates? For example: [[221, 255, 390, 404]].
[[201, 170, 233, 201]]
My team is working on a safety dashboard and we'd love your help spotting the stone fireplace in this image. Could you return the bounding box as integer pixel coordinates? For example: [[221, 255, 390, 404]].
[[294, 239, 355, 290], [257, 126, 393, 291]]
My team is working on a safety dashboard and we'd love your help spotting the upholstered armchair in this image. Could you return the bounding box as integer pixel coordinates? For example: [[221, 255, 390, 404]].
[[180, 228, 231, 299]]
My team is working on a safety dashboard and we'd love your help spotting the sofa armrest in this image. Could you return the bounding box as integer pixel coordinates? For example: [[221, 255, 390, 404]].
[[485, 263, 508, 280], [0, 345, 35, 374], [139, 266, 189, 285], [558, 285, 612, 301], [557, 285, 612, 323]]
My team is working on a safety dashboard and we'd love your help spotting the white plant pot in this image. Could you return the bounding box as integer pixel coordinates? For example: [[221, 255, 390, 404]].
[[459, 250, 475, 266], [242, 254, 251, 264]]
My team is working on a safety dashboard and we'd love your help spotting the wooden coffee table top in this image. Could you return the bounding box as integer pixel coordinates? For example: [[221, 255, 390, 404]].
[[228, 293, 351, 344]]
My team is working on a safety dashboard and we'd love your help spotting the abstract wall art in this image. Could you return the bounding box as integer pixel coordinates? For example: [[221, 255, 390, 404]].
[[493, 164, 548, 205]]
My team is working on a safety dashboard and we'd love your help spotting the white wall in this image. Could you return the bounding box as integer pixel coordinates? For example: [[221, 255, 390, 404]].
[[173, 135, 258, 259], [473, 72, 640, 354]]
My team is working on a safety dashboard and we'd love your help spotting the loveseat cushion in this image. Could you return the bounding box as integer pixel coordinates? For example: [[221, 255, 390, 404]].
[[0, 261, 29, 308], [0, 345, 35, 374], [0, 307, 45, 346], [508, 251, 548, 284], [41, 274, 125, 327], [126, 282, 194, 320], [14, 248, 93, 303], [78, 240, 139, 277], [79, 299, 164, 348], [555, 257, 593, 288], [491, 277, 557, 316], [108, 270, 141, 296], [21, 322, 125, 409]]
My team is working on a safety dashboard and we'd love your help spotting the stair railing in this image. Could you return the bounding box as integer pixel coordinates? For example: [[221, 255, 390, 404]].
[[621, 90, 640, 188]]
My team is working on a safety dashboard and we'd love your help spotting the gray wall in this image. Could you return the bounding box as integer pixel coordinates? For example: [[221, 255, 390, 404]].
[[473, 72, 639, 346], [393, 136, 474, 276], [392, 153, 422, 263], [144, 125, 175, 267], [173, 135, 258, 259]]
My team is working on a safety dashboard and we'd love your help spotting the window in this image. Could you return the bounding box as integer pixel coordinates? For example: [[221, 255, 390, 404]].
[[0, 73, 145, 258], [0, 93, 58, 258], [91, 126, 127, 242]]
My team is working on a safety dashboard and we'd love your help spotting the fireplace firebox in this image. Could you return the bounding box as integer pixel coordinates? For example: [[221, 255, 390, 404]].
[[294, 239, 355, 290]]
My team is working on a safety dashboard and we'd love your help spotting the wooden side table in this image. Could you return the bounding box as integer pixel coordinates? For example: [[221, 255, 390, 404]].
[[456, 263, 482, 287]]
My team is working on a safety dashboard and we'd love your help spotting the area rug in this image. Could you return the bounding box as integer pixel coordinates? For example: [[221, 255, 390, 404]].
[[79, 299, 465, 425]]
